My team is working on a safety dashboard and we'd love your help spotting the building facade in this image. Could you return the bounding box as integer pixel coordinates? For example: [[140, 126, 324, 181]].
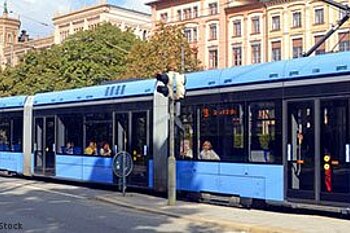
[[52, 0, 152, 44], [147, 0, 350, 70], [1, 0, 152, 67]]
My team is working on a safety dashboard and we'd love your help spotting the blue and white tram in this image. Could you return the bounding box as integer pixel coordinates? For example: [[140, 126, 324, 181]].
[[1, 51, 350, 212]]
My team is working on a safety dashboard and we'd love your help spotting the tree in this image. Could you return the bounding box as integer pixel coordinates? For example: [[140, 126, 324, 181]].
[[122, 23, 202, 79], [0, 23, 138, 96]]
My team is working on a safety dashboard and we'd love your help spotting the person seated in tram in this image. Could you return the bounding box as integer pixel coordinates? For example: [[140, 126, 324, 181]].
[[180, 139, 193, 159], [199, 140, 220, 161], [85, 141, 97, 155], [100, 142, 112, 156], [65, 142, 74, 155]]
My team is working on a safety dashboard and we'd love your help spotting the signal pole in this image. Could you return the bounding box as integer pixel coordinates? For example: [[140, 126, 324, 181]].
[[168, 85, 176, 206], [155, 63, 186, 206]]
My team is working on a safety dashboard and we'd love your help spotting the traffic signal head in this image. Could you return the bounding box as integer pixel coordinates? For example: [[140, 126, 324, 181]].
[[156, 73, 174, 98], [175, 73, 186, 100]]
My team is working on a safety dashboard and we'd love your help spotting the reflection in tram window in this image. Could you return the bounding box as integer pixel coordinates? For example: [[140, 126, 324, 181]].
[[249, 102, 281, 163], [0, 117, 23, 152], [0, 118, 10, 151]]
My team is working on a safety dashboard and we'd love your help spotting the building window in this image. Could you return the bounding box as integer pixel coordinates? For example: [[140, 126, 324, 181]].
[[232, 45, 242, 66], [233, 20, 241, 37], [314, 8, 324, 25], [193, 27, 198, 42], [160, 13, 168, 23], [177, 10, 182, 21], [272, 16, 280, 31], [209, 23, 217, 40], [314, 35, 326, 55], [184, 28, 192, 42], [292, 38, 303, 58], [251, 17, 260, 34], [339, 32, 350, 52], [292, 12, 302, 28], [209, 2, 218, 15], [184, 8, 192, 20], [184, 27, 198, 43], [251, 43, 261, 64], [271, 41, 281, 61], [209, 49, 218, 69], [193, 6, 198, 18]]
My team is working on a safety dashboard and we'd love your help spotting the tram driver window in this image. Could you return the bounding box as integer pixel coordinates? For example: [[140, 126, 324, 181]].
[[249, 101, 281, 163]]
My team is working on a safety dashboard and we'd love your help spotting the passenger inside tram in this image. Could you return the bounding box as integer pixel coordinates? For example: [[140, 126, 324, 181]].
[[180, 139, 193, 159], [100, 142, 112, 156], [199, 140, 220, 160], [65, 142, 74, 155], [85, 141, 97, 155]]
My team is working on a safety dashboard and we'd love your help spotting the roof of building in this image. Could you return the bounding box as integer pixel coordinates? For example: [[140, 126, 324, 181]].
[[53, 3, 150, 21]]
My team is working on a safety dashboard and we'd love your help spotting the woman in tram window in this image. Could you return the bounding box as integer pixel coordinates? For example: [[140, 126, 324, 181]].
[[199, 141, 220, 161], [100, 142, 112, 157], [180, 139, 193, 159]]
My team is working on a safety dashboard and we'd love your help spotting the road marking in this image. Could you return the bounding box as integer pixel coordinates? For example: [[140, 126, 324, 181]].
[[21, 184, 87, 200], [0, 178, 86, 200]]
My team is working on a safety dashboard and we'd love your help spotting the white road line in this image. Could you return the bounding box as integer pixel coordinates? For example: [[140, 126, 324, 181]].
[[21, 184, 87, 200]]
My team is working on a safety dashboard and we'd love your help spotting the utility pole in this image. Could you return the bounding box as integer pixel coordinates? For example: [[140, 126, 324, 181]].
[[168, 79, 176, 206], [155, 64, 186, 206]]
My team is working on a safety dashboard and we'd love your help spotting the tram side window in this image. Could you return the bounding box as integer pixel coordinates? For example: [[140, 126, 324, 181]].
[[178, 106, 195, 160], [0, 118, 10, 151], [85, 113, 113, 156], [249, 101, 281, 163], [12, 118, 23, 152], [57, 114, 83, 155], [220, 103, 245, 162], [199, 105, 220, 161]]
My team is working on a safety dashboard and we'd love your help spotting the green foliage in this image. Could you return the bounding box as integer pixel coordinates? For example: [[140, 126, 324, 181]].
[[0, 23, 138, 96], [122, 23, 202, 78]]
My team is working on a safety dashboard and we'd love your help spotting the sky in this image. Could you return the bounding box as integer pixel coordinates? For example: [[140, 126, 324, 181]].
[[6, 0, 151, 38]]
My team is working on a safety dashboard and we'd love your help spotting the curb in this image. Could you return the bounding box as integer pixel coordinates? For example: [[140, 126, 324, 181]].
[[94, 196, 294, 233]]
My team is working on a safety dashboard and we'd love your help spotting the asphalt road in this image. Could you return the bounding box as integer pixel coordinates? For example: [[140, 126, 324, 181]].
[[0, 176, 239, 233]]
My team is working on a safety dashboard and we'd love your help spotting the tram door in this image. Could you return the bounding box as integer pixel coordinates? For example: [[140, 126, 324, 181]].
[[320, 99, 350, 202], [115, 111, 149, 186], [287, 101, 315, 199], [34, 117, 56, 176]]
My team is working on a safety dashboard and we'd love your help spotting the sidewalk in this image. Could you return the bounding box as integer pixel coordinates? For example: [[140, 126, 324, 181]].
[[95, 192, 350, 233]]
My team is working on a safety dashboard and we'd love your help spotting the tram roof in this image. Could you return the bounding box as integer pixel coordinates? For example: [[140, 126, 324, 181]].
[[0, 95, 27, 109], [32, 78, 156, 106], [186, 51, 350, 89]]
